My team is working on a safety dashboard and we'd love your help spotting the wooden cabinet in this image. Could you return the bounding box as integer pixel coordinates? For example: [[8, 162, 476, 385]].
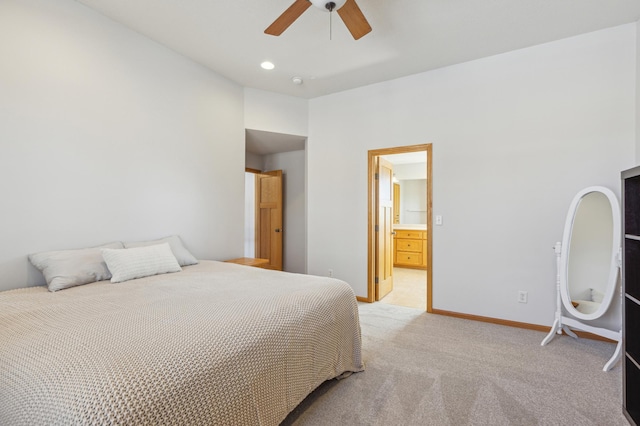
[[393, 229, 427, 269], [623, 166, 640, 426]]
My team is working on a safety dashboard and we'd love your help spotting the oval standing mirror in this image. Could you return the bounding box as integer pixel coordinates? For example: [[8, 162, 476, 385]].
[[541, 186, 622, 371], [560, 187, 620, 321]]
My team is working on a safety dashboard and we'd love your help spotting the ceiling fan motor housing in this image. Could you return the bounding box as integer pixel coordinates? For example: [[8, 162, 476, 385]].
[[310, 0, 347, 12]]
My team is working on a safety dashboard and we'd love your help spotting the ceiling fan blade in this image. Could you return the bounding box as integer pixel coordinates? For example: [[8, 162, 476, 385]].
[[265, 0, 312, 36], [337, 0, 372, 40]]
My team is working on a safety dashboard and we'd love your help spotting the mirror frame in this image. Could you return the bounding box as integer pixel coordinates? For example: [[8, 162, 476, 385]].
[[559, 186, 621, 321]]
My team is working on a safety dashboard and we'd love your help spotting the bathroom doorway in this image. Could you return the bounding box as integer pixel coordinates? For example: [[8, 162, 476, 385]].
[[367, 144, 432, 311]]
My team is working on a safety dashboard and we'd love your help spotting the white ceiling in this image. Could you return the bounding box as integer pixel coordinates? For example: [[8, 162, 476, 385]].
[[75, 0, 640, 99], [381, 152, 425, 165]]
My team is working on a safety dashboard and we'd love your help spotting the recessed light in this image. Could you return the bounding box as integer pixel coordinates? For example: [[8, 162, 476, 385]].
[[261, 61, 275, 70]]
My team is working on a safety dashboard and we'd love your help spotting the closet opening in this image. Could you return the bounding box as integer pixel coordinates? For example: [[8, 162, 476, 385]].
[[244, 129, 307, 274]]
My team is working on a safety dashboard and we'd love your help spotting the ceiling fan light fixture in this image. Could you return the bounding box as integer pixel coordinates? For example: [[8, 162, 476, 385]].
[[309, 0, 346, 12]]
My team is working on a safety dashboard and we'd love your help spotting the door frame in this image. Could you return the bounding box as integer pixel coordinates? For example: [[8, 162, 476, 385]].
[[245, 168, 261, 257], [367, 143, 433, 312]]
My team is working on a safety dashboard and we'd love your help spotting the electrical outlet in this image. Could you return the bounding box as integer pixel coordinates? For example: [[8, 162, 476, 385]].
[[328, 269, 333, 277], [518, 291, 528, 303]]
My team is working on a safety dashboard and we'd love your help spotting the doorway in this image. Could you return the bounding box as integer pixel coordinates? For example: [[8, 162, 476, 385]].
[[367, 144, 432, 312], [244, 129, 307, 273]]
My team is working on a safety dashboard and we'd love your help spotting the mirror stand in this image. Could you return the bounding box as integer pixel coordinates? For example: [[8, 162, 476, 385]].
[[541, 242, 622, 371]]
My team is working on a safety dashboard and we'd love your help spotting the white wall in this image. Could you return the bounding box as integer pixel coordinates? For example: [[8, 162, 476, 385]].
[[399, 179, 427, 225], [0, 0, 245, 290], [308, 24, 636, 328], [244, 173, 256, 257], [245, 152, 265, 170], [393, 162, 427, 180], [264, 150, 307, 273], [244, 88, 308, 136]]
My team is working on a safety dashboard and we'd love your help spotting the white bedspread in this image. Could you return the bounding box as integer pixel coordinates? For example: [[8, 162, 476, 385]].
[[0, 260, 364, 425]]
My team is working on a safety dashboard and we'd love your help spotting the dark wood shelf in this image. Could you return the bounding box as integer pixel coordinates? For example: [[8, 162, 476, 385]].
[[623, 165, 640, 426]]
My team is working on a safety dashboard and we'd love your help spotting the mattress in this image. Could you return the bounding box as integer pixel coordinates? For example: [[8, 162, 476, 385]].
[[0, 260, 364, 425]]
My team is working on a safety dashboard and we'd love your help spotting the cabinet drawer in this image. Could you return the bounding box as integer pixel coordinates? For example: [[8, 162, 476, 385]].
[[396, 251, 422, 266], [395, 230, 425, 240], [396, 239, 422, 252]]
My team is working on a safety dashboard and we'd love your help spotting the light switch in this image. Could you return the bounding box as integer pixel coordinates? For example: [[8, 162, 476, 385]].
[[435, 215, 443, 226]]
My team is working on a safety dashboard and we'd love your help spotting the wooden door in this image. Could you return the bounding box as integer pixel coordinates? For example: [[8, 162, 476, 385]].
[[255, 170, 283, 270], [393, 183, 400, 224], [376, 158, 394, 300]]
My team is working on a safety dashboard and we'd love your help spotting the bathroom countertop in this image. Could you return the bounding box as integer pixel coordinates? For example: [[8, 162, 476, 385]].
[[393, 224, 427, 230]]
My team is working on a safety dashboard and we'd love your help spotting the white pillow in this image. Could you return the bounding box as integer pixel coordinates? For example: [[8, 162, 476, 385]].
[[123, 235, 198, 266], [102, 243, 182, 283], [572, 288, 592, 301], [574, 299, 601, 315], [29, 242, 124, 292], [591, 288, 605, 303]]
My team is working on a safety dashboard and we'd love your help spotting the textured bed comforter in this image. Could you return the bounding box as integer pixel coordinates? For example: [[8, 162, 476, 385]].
[[0, 261, 364, 425]]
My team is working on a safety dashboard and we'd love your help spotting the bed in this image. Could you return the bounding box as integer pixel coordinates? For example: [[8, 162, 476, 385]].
[[0, 260, 364, 425]]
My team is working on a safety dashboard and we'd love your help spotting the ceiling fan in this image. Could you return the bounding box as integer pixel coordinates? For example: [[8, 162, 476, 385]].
[[265, 0, 372, 40]]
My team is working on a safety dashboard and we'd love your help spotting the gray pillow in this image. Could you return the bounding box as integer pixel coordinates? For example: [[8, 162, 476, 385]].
[[102, 243, 181, 283], [29, 241, 124, 292], [123, 235, 198, 266]]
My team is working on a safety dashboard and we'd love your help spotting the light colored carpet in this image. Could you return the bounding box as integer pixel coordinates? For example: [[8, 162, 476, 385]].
[[282, 302, 627, 425]]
